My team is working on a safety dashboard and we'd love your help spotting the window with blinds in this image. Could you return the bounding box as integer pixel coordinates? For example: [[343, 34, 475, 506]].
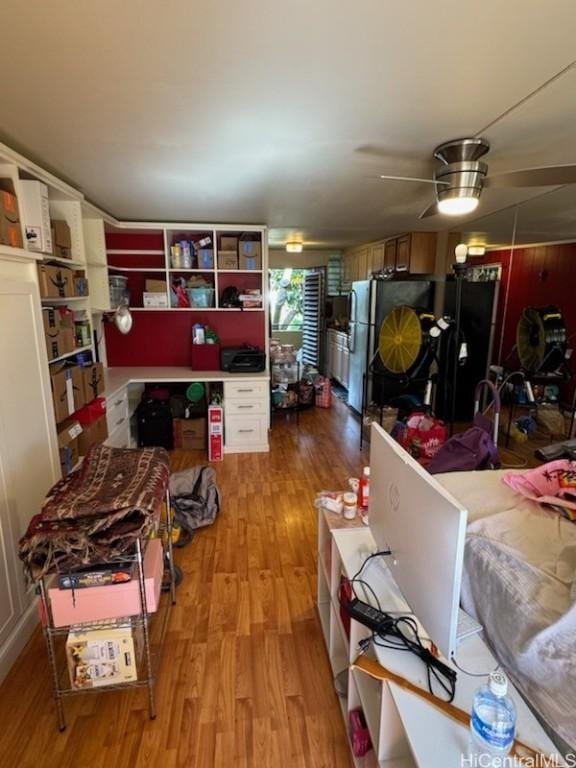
[[301, 270, 325, 368]]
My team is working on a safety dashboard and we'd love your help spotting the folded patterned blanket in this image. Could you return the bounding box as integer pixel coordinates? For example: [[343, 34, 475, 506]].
[[19, 444, 170, 580]]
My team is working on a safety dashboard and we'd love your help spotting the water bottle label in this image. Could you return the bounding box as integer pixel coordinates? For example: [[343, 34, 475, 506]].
[[471, 711, 514, 749]]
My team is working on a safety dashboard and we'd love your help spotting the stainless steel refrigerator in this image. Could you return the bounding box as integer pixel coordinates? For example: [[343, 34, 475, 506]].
[[347, 278, 435, 414]]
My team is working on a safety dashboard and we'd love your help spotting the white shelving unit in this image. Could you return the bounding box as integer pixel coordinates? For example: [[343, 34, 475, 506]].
[[317, 509, 561, 768], [103, 223, 266, 313]]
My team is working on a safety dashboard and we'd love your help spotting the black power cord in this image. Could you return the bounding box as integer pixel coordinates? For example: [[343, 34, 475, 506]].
[[347, 551, 457, 703]]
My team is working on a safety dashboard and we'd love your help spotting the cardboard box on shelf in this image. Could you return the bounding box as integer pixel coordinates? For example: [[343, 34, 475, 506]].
[[73, 270, 89, 297], [220, 236, 238, 253], [38, 264, 74, 298], [145, 279, 167, 293], [50, 363, 85, 423], [240, 252, 262, 270], [143, 292, 168, 308], [48, 538, 163, 627], [66, 624, 137, 689], [81, 362, 105, 403], [45, 327, 63, 361], [51, 219, 72, 260], [19, 180, 52, 253], [57, 420, 82, 476], [218, 251, 238, 270], [42, 306, 61, 334], [57, 307, 77, 354], [239, 290, 262, 308], [208, 405, 223, 461], [77, 413, 108, 456], [173, 417, 207, 450], [239, 240, 261, 257], [0, 179, 23, 248]]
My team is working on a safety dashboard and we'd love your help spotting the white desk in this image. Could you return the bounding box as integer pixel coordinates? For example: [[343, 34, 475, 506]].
[[103, 366, 270, 453], [317, 512, 563, 767]]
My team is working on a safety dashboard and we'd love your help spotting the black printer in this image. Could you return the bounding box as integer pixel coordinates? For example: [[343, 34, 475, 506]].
[[220, 346, 266, 373]]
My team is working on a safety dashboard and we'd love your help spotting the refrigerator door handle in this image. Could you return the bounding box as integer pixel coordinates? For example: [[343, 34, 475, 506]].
[[348, 289, 357, 352]]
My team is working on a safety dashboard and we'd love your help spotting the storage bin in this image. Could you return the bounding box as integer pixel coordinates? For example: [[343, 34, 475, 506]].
[[186, 287, 215, 308], [191, 343, 221, 370], [109, 275, 128, 307]]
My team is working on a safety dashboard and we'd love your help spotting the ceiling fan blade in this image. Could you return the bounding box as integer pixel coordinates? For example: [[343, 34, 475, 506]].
[[419, 201, 440, 219], [379, 175, 449, 185], [485, 164, 576, 189]]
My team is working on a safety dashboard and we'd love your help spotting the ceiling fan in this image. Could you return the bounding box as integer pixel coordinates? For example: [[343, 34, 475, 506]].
[[369, 138, 576, 218]]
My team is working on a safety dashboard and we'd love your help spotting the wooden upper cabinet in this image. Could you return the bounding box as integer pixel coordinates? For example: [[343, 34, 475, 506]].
[[384, 239, 397, 268], [356, 247, 369, 281], [383, 232, 437, 274], [396, 235, 410, 270], [408, 232, 437, 274], [370, 242, 385, 274]]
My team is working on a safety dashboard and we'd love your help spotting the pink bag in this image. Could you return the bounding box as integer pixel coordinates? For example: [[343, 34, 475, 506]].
[[314, 377, 332, 408], [503, 460, 576, 520]]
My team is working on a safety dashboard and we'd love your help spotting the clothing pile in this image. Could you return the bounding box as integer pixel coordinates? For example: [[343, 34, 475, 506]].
[[19, 444, 170, 580]]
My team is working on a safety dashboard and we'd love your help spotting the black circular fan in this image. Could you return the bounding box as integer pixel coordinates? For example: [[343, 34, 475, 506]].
[[516, 305, 567, 373]]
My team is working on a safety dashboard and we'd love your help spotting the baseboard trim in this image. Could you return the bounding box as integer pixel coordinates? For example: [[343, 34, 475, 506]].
[[0, 600, 39, 685]]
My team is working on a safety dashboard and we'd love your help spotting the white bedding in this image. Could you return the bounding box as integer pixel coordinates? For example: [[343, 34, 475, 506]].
[[437, 469, 576, 751]]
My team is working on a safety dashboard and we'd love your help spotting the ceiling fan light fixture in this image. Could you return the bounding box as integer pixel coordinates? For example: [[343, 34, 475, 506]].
[[437, 195, 479, 215], [286, 241, 303, 253]]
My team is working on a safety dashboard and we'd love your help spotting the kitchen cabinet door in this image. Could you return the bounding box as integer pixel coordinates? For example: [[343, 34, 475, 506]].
[[409, 232, 437, 274], [384, 239, 397, 268], [370, 243, 385, 273], [396, 236, 410, 270], [356, 247, 369, 281]]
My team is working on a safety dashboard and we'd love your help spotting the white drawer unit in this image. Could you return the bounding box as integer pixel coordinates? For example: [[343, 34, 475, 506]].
[[224, 380, 268, 400], [225, 398, 267, 416], [106, 388, 129, 436], [223, 379, 269, 453], [224, 414, 268, 449], [106, 421, 130, 449]]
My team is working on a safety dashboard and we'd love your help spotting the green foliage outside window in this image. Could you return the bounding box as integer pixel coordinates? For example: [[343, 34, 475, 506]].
[[269, 268, 305, 330]]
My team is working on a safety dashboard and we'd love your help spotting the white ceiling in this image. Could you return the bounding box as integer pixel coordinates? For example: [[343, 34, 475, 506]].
[[1, 0, 576, 248]]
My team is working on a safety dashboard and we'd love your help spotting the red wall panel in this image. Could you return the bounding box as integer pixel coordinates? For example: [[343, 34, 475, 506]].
[[105, 311, 266, 367], [473, 243, 576, 365]]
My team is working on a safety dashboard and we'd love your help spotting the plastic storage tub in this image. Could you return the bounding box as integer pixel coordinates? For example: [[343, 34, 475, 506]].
[[186, 287, 215, 308], [109, 275, 128, 307]]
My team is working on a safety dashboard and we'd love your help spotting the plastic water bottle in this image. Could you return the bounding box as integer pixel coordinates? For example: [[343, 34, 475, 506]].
[[469, 670, 516, 766]]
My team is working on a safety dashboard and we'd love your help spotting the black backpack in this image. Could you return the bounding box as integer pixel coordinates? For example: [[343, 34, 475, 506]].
[[221, 286, 241, 308], [137, 398, 174, 450]]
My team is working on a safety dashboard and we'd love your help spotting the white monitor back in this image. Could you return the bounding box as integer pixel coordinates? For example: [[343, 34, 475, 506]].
[[369, 423, 468, 658]]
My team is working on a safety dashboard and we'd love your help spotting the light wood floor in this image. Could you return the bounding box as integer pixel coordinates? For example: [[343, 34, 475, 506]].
[[0, 398, 366, 768]]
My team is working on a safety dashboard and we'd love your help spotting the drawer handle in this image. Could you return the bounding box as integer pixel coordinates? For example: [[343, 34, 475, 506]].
[[238, 429, 254, 433], [115, 417, 126, 428], [237, 388, 254, 393], [114, 399, 124, 407], [237, 405, 253, 409]]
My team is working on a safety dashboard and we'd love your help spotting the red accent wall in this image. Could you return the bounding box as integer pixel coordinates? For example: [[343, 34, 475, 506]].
[[105, 311, 266, 367], [104, 230, 266, 367], [473, 244, 576, 366]]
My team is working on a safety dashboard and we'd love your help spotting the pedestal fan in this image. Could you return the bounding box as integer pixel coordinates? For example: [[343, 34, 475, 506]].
[[516, 305, 568, 373]]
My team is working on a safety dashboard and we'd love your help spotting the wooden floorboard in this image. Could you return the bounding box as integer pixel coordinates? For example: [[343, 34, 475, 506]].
[[0, 399, 365, 768]]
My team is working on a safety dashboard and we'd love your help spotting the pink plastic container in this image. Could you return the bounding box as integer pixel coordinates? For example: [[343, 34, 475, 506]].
[[45, 538, 163, 627]]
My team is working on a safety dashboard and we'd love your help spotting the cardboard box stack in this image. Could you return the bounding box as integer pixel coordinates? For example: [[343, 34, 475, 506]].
[[0, 178, 23, 248], [75, 397, 108, 455], [81, 362, 105, 403]]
